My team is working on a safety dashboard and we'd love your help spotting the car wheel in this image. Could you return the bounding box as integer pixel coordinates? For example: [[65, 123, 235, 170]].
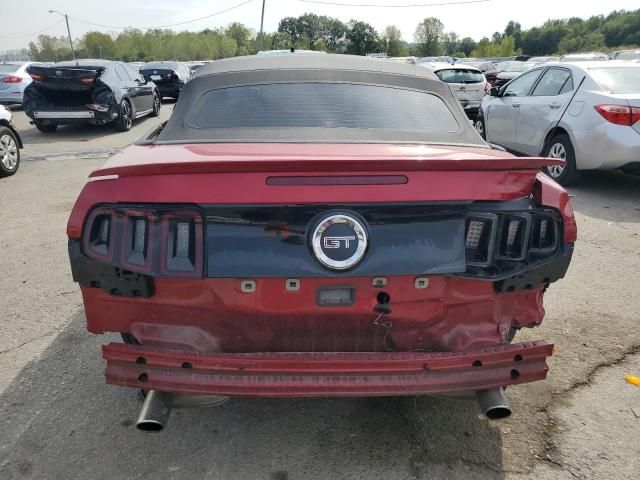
[[115, 99, 133, 132], [474, 115, 486, 140], [34, 120, 58, 133], [0, 127, 20, 177], [150, 92, 161, 117], [543, 134, 580, 186]]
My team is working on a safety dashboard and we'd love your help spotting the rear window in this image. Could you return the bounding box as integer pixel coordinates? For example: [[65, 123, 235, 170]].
[[143, 63, 178, 71], [0, 64, 20, 73], [615, 52, 640, 61], [435, 69, 484, 84], [186, 82, 460, 135], [589, 67, 640, 94]]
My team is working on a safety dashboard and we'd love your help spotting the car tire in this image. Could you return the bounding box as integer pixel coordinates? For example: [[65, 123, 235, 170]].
[[474, 115, 486, 140], [543, 134, 580, 186], [0, 126, 20, 177], [150, 92, 161, 117], [115, 99, 133, 132], [34, 120, 58, 133]]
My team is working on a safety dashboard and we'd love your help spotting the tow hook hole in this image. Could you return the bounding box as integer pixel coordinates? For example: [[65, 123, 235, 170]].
[[514, 354, 523, 362], [472, 360, 482, 367], [510, 369, 520, 379], [136, 357, 146, 365], [138, 373, 148, 383], [376, 292, 390, 305], [182, 362, 192, 369]]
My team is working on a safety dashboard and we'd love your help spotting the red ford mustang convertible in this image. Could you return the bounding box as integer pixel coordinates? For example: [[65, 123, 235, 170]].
[[67, 55, 576, 430]]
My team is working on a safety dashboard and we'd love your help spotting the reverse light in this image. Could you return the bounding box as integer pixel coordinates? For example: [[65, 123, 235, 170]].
[[2, 76, 23, 83], [594, 104, 640, 126], [85, 104, 110, 112]]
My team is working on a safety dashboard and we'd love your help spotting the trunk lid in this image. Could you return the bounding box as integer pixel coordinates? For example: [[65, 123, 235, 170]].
[[26, 65, 105, 93]]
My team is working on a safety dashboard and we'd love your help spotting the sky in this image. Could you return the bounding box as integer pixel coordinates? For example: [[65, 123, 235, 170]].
[[1, 0, 638, 52]]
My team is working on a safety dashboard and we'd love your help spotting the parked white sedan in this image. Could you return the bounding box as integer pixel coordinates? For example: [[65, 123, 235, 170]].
[[476, 61, 640, 185]]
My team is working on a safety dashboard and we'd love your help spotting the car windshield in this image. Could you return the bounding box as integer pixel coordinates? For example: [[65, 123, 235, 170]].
[[0, 64, 20, 73], [435, 69, 484, 84], [615, 51, 640, 60], [185, 83, 460, 136], [588, 67, 640, 94], [497, 61, 530, 72]]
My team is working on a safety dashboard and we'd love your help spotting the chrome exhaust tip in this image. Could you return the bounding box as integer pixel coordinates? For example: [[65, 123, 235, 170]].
[[476, 387, 512, 420], [136, 390, 173, 432]]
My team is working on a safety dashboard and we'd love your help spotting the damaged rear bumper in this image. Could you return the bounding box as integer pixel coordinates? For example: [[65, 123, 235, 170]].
[[103, 340, 553, 397]]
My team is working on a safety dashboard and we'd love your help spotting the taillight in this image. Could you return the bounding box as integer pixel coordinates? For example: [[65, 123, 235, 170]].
[[83, 206, 204, 278], [464, 210, 560, 268], [465, 214, 497, 267], [2, 75, 22, 83], [594, 104, 640, 126], [85, 104, 110, 112], [79, 75, 95, 85], [497, 215, 529, 261], [28, 72, 44, 81]]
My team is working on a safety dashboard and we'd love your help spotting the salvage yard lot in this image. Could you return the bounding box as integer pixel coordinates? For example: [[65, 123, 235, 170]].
[[1, 108, 640, 479]]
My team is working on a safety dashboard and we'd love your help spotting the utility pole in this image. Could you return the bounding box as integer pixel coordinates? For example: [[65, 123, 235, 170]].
[[98, 45, 103, 58], [258, 0, 266, 52], [49, 10, 76, 60]]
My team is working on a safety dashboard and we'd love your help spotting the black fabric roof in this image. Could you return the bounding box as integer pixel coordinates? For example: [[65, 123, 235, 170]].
[[157, 54, 484, 146]]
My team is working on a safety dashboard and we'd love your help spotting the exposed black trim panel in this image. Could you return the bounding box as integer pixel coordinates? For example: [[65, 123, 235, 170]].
[[494, 244, 573, 293], [69, 240, 154, 298]]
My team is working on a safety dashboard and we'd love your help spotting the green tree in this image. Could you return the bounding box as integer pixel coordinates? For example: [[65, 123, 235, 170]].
[[458, 37, 477, 57], [442, 32, 460, 56], [471, 35, 520, 57], [346, 21, 379, 55], [381, 25, 407, 56], [414, 17, 444, 56]]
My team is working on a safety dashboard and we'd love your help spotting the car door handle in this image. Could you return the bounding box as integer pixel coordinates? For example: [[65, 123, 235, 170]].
[[550, 103, 562, 109], [511, 103, 521, 108]]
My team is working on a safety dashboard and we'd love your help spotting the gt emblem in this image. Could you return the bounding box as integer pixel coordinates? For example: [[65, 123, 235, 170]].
[[311, 214, 368, 271], [323, 236, 356, 249]]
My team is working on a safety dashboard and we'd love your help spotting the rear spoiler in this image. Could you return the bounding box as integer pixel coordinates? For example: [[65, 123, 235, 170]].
[[91, 146, 565, 178], [26, 65, 105, 84]]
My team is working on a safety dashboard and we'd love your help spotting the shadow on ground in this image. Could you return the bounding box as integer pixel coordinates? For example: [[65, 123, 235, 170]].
[[568, 171, 640, 223], [0, 314, 505, 480]]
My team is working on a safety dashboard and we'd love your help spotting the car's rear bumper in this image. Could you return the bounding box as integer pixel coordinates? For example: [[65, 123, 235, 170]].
[[0, 90, 24, 104], [102, 340, 553, 397]]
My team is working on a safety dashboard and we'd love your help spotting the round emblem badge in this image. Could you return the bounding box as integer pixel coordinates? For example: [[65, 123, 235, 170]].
[[311, 214, 368, 270]]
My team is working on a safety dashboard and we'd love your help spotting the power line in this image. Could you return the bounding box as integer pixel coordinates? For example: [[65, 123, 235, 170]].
[[0, 19, 65, 39], [299, 0, 490, 7], [68, 0, 257, 31]]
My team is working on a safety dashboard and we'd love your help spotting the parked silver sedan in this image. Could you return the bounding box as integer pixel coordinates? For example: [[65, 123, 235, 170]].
[[422, 63, 488, 118], [0, 62, 46, 105], [0, 104, 22, 176], [476, 61, 640, 185]]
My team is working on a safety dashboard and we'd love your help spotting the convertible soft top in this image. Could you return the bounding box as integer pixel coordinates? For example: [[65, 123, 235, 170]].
[[157, 54, 485, 146]]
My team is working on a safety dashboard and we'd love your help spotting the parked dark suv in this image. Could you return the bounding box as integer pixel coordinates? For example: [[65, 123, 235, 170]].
[[24, 60, 161, 133], [140, 62, 191, 100]]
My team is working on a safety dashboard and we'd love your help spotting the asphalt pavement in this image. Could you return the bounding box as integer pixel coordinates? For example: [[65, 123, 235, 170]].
[[1, 108, 639, 480]]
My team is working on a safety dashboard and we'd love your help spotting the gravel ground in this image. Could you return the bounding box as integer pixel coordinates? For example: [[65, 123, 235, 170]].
[[1, 110, 639, 479]]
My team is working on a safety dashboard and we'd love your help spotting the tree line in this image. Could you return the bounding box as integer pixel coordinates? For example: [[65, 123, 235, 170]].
[[26, 9, 640, 63]]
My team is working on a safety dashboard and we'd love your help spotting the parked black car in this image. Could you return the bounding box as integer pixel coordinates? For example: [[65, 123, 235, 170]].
[[140, 62, 191, 99], [489, 61, 534, 88], [24, 60, 160, 133]]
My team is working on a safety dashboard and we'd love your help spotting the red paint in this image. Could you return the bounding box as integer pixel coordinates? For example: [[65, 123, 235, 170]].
[[102, 341, 553, 397], [81, 277, 545, 353], [69, 141, 575, 398], [91, 143, 563, 178]]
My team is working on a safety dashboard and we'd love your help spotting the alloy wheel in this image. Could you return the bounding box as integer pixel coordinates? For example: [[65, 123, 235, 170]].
[[153, 95, 160, 115], [122, 101, 132, 129], [0, 134, 18, 170], [474, 119, 484, 138], [547, 142, 566, 178]]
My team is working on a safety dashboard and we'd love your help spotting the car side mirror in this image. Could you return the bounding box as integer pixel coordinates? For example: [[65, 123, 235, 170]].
[[488, 86, 500, 97]]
